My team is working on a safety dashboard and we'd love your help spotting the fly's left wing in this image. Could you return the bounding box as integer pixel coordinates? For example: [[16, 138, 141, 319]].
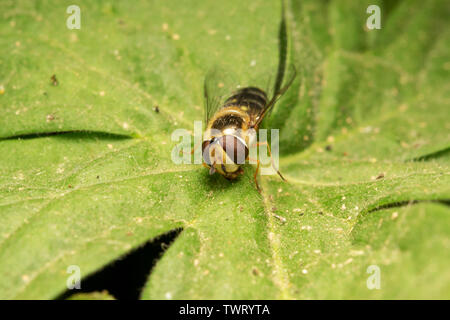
[[203, 67, 239, 126]]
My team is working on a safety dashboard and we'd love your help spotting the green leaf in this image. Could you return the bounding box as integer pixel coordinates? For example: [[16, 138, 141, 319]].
[[0, 0, 449, 299]]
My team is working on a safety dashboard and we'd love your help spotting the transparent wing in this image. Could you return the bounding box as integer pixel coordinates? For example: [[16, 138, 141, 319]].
[[204, 67, 239, 125], [253, 63, 297, 127], [203, 63, 297, 127]]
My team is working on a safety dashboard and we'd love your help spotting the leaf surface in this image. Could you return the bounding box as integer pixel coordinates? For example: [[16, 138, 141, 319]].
[[0, 0, 449, 299]]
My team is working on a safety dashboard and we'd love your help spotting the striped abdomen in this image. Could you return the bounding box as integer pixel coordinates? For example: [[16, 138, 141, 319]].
[[211, 87, 268, 131]]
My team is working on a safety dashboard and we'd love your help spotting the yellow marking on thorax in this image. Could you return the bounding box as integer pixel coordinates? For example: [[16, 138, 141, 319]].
[[204, 106, 254, 147], [206, 105, 250, 129]]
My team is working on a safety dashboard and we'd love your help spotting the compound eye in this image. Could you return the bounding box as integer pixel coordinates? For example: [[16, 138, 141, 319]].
[[218, 135, 248, 164], [202, 140, 213, 165]]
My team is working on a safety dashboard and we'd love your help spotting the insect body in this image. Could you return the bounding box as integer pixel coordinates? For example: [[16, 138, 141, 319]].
[[201, 67, 296, 190]]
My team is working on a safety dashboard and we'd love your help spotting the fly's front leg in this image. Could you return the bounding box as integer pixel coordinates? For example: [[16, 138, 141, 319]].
[[178, 132, 203, 166], [180, 140, 199, 155]]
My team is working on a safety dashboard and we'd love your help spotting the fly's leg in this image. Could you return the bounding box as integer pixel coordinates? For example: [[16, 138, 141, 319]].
[[248, 156, 261, 192], [255, 141, 286, 181], [254, 159, 261, 192], [180, 142, 200, 155]]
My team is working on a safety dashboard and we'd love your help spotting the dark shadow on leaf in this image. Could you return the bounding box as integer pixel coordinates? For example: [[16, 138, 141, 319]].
[[0, 131, 133, 141], [366, 199, 450, 214], [273, 0, 288, 96], [200, 169, 237, 192], [55, 228, 183, 300], [411, 147, 450, 162], [198, 165, 259, 193], [383, 0, 403, 18]]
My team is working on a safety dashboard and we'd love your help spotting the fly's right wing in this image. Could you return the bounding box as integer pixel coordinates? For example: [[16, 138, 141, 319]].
[[252, 63, 297, 128]]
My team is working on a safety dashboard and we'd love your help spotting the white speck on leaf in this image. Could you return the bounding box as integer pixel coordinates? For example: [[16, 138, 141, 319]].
[[134, 217, 143, 224], [21, 274, 30, 283]]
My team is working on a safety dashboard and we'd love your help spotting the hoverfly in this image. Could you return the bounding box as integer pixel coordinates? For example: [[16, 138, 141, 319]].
[[201, 64, 296, 191]]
